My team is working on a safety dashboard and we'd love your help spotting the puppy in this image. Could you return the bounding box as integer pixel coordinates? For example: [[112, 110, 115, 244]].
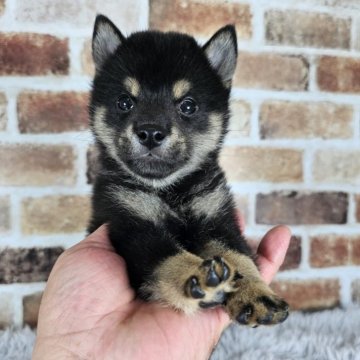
[[88, 14, 289, 326]]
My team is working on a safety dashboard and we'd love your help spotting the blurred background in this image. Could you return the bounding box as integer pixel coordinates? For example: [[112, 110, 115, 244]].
[[0, 0, 360, 328]]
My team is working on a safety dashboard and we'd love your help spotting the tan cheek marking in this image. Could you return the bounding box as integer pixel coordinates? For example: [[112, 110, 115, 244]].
[[172, 79, 191, 100], [124, 76, 140, 97], [191, 112, 223, 156], [169, 126, 187, 152], [92, 106, 119, 161]]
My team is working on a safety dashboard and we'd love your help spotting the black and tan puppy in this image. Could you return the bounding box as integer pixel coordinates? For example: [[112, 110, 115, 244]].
[[88, 15, 289, 326]]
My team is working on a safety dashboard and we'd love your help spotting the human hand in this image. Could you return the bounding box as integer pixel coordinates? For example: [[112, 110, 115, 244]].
[[33, 222, 291, 360]]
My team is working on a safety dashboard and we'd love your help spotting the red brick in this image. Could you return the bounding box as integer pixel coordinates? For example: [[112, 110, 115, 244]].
[[21, 195, 91, 235], [0, 144, 76, 186], [309, 234, 360, 266], [0, 196, 10, 233], [260, 101, 353, 139], [0, 33, 69, 76], [310, 235, 349, 268], [234, 53, 309, 91], [271, 279, 340, 310], [23, 292, 42, 328], [18, 91, 89, 133], [0, 247, 63, 284], [356, 195, 360, 222], [265, 10, 350, 49], [150, 0, 252, 39], [0, 92, 6, 131], [351, 237, 360, 265], [220, 147, 303, 182], [256, 191, 348, 225], [317, 56, 360, 93], [280, 236, 302, 271]]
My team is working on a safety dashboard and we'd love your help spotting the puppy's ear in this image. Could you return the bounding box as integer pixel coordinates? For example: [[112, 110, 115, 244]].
[[203, 25, 237, 88], [92, 14, 125, 71]]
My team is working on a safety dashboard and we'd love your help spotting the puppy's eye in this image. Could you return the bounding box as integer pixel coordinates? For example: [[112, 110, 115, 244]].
[[117, 95, 134, 112], [179, 98, 198, 115]]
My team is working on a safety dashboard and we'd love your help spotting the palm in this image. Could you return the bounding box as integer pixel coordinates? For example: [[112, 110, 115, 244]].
[[34, 224, 290, 360], [35, 227, 225, 359]]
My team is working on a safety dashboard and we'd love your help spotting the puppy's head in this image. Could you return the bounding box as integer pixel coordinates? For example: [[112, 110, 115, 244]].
[[90, 15, 237, 187]]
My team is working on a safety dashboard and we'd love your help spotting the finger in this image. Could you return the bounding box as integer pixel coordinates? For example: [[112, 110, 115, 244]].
[[75, 224, 114, 251], [256, 225, 291, 284]]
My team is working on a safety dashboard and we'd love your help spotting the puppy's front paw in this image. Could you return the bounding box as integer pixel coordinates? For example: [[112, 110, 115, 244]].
[[146, 252, 241, 313], [225, 281, 289, 326]]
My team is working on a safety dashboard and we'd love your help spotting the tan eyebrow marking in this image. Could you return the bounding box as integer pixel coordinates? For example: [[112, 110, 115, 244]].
[[123, 76, 140, 97], [172, 79, 191, 99]]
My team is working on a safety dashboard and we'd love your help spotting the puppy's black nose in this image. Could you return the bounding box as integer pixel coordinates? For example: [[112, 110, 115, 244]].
[[135, 125, 167, 149]]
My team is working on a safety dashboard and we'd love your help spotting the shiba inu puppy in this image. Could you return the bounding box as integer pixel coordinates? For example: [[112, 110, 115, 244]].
[[88, 14, 289, 326]]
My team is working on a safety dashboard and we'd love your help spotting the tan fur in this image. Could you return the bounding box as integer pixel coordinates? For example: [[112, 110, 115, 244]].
[[141, 112, 223, 188], [124, 76, 141, 97], [191, 112, 223, 161], [93, 106, 120, 162], [109, 185, 178, 224], [200, 241, 260, 279], [225, 279, 287, 326], [201, 241, 288, 325], [144, 251, 235, 314], [143, 251, 204, 314], [113, 111, 224, 190], [169, 126, 187, 153], [189, 183, 228, 219], [142, 240, 288, 324], [172, 79, 191, 99]]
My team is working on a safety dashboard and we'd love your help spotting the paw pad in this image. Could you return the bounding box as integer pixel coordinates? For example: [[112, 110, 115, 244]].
[[186, 277, 205, 299], [236, 304, 253, 324], [202, 256, 230, 287]]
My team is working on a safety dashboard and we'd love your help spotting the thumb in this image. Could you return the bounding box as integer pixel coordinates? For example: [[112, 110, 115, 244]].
[[76, 224, 114, 251]]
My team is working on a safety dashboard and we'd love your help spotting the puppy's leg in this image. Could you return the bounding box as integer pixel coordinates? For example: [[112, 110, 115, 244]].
[[199, 241, 289, 326], [143, 250, 238, 314]]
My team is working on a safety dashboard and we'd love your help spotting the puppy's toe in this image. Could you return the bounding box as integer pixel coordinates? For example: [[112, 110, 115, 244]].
[[226, 281, 289, 326]]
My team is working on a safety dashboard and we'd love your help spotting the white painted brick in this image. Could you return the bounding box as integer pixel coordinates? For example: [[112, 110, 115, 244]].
[[0, 292, 15, 328], [15, 0, 148, 31]]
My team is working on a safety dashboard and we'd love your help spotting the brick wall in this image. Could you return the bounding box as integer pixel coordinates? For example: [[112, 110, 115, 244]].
[[0, 0, 359, 328]]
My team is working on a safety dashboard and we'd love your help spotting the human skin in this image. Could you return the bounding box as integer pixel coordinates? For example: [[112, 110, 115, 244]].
[[33, 223, 291, 360]]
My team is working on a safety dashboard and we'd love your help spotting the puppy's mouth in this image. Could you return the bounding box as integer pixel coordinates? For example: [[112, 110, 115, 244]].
[[138, 151, 162, 160], [124, 151, 182, 179]]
